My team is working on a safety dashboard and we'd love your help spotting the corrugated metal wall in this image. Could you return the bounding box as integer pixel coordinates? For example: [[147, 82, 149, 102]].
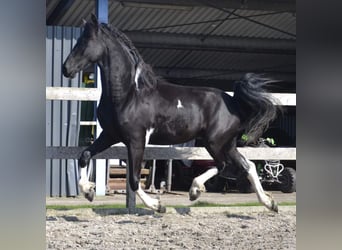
[[47, 0, 296, 40], [46, 26, 82, 196]]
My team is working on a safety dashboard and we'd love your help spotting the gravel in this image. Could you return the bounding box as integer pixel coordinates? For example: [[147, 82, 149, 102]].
[[46, 206, 296, 249]]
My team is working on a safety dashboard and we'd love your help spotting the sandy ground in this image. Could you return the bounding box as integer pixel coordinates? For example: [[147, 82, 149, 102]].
[[46, 191, 296, 249]]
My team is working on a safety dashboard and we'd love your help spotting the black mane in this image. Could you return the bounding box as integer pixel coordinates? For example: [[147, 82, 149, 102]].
[[100, 23, 158, 90]]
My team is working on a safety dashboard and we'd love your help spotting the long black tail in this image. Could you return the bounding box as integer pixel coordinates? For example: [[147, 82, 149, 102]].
[[233, 73, 281, 144]]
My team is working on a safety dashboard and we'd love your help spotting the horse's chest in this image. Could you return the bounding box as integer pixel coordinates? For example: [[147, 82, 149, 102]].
[[96, 102, 119, 130]]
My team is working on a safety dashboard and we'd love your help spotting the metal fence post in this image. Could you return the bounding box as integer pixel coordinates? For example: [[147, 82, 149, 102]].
[[93, 0, 109, 196]]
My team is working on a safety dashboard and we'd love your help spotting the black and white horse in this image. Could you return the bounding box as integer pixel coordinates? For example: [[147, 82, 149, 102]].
[[63, 14, 280, 213]]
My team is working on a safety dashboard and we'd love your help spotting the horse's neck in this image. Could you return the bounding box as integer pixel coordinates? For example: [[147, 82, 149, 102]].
[[98, 43, 134, 104]]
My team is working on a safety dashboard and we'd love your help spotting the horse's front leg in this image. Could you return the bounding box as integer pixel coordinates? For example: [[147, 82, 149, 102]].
[[78, 152, 95, 201], [127, 141, 166, 213], [79, 131, 116, 201]]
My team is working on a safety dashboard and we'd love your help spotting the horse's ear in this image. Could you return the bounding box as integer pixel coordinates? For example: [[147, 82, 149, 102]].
[[91, 14, 99, 26], [88, 14, 100, 34]]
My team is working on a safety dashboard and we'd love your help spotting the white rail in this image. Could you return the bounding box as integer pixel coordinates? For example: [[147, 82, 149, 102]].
[[46, 87, 296, 106], [46, 146, 296, 160]]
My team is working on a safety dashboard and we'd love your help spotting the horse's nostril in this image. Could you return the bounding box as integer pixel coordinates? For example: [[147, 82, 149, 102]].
[[62, 65, 69, 77]]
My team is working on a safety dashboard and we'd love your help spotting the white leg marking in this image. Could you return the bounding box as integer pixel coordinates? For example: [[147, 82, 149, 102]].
[[78, 167, 95, 193], [177, 99, 184, 109], [245, 159, 275, 210], [135, 65, 142, 90], [145, 128, 154, 146], [136, 184, 161, 211], [189, 167, 218, 200]]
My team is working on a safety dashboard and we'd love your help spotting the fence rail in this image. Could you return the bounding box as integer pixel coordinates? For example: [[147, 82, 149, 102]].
[[46, 87, 296, 106], [46, 146, 296, 160]]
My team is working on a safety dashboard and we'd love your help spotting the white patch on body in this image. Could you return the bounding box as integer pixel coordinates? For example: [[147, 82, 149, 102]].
[[177, 99, 184, 109], [136, 184, 161, 211], [145, 128, 154, 146], [135, 65, 142, 90]]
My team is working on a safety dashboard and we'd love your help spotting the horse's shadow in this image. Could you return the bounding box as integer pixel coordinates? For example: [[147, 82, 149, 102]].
[[91, 206, 192, 217], [225, 213, 255, 220], [92, 207, 155, 216], [61, 215, 89, 222], [46, 207, 192, 223], [46, 215, 89, 222], [46, 209, 256, 223], [174, 207, 191, 215]]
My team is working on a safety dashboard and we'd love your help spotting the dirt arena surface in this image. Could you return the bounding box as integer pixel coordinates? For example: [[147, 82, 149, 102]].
[[46, 190, 296, 207], [46, 192, 296, 249]]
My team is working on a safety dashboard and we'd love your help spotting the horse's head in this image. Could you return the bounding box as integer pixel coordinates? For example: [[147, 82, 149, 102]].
[[63, 14, 105, 78]]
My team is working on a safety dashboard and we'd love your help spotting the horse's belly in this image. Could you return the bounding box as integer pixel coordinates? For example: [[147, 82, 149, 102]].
[[148, 120, 201, 145], [149, 133, 193, 145]]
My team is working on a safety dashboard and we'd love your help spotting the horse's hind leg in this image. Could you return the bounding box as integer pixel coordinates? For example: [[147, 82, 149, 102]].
[[189, 142, 226, 201], [78, 131, 117, 201], [189, 167, 218, 201], [228, 148, 278, 212]]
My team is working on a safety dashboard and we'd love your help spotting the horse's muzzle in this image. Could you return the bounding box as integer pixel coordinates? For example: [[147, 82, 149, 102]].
[[62, 64, 75, 78]]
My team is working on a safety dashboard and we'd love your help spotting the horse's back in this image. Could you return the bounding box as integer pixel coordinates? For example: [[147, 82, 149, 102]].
[[155, 81, 227, 105], [146, 82, 239, 144]]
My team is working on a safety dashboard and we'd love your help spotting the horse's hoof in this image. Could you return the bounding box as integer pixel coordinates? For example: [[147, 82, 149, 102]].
[[157, 205, 166, 213], [85, 189, 95, 202], [271, 200, 278, 213], [265, 192, 278, 213], [189, 189, 201, 201]]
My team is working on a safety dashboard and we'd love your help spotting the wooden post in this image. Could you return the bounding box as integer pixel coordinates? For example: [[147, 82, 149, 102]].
[[167, 159, 173, 192], [94, 0, 109, 197], [96, 0, 108, 23]]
